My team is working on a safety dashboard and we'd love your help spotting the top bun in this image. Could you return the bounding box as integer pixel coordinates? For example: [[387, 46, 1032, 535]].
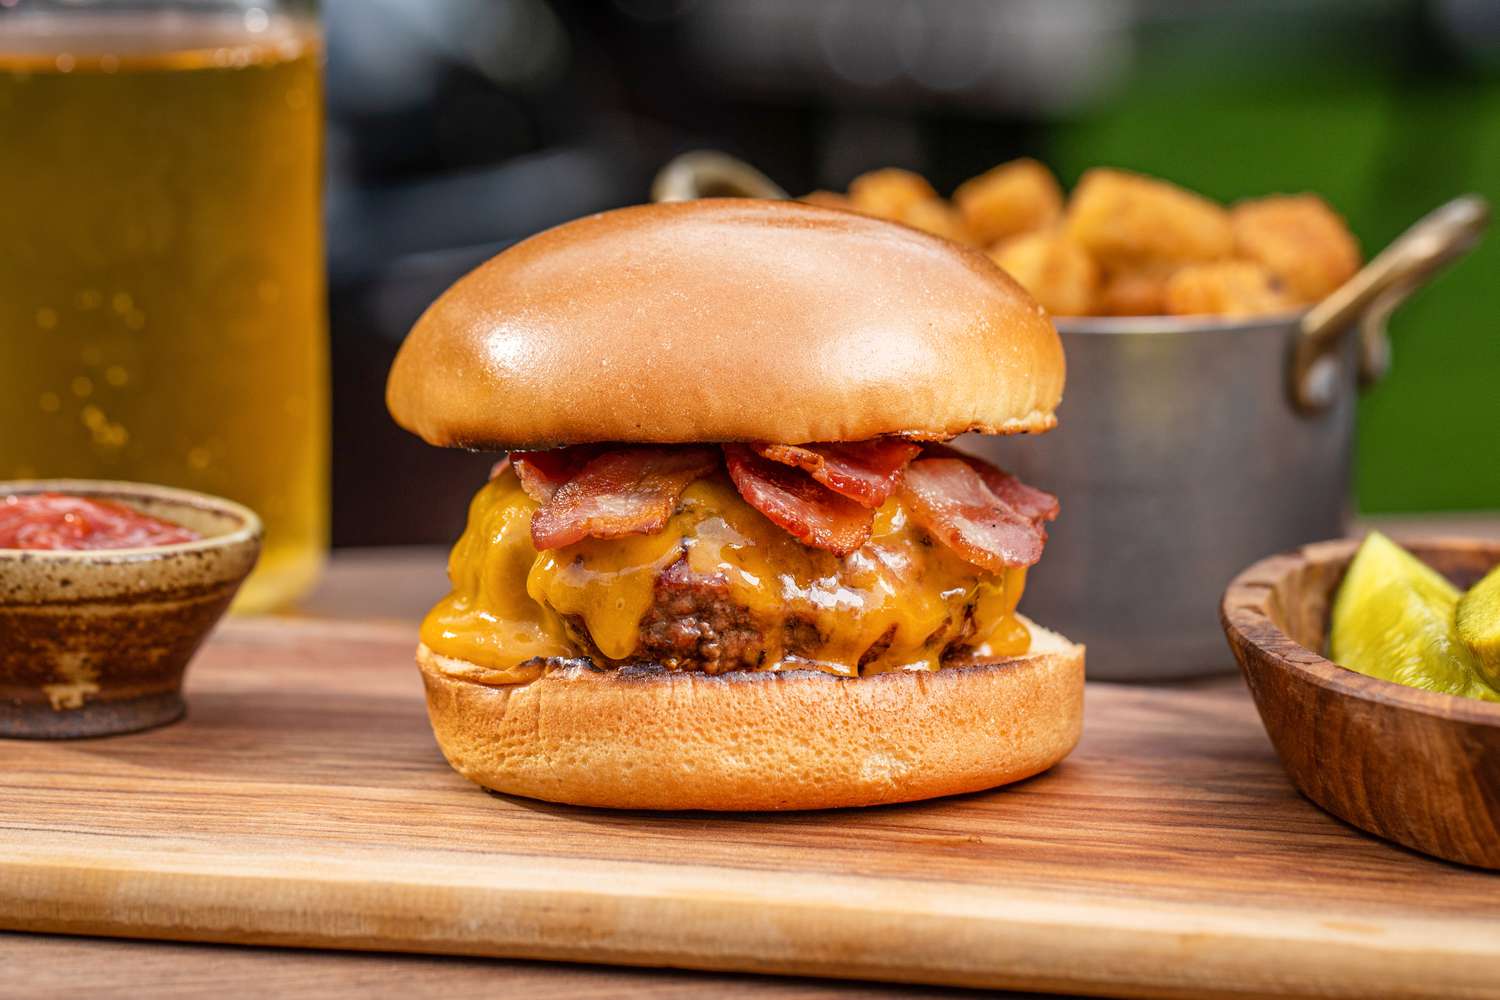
[[387, 199, 1064, 450]]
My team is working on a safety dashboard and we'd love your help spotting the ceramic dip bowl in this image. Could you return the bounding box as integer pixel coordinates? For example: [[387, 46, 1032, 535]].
[[0, 479, 261, 738]]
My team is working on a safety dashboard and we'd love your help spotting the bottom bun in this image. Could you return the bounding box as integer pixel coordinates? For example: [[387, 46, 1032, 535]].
[[416, 616, 1084, 811]]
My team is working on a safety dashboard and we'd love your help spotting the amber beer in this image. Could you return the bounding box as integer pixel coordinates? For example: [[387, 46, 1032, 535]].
[[0, 12, 327, 611]]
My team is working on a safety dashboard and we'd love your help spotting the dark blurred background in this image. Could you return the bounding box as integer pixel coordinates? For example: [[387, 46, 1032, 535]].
[[325, 0, 1500, 546]]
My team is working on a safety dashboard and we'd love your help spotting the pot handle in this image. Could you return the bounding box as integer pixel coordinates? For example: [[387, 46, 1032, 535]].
[[651, 151, 788, 203], [1290, 194, 1489, 413]]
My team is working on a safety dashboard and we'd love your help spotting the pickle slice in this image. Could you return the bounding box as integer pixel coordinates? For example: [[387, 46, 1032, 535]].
[[1328, 532, 1500, 702], [1456, 564, 1500, 691]]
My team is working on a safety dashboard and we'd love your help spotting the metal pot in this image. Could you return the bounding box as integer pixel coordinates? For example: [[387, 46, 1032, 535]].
[[651, 153, 1487, 679], [970, 314, 1361, 679]]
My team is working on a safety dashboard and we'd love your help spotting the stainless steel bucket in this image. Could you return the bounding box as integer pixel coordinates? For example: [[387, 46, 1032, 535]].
[[652, 153, 1487, 679], [967, 198, 1486, 678], [964, 314, 1359, 679]]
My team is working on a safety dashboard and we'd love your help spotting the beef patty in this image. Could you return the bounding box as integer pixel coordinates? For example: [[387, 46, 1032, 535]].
[[562, 556, 979, 675], [632, 558, 815, 673]]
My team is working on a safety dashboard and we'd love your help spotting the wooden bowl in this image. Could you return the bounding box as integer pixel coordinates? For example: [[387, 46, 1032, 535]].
[[0, 480, 261, 739], [1221, 537, 1500, 869]]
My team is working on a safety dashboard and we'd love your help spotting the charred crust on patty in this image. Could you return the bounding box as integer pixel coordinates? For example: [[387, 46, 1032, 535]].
[[511, 651, 1044, 685], [635, 557, 765, 674]]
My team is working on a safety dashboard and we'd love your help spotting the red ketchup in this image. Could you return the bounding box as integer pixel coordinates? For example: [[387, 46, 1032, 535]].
[[0, 493, 201, 551]]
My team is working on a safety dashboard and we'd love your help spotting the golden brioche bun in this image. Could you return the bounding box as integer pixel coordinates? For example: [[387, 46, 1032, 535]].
[[416, 617, 1084, 811], [386, 199, 1064, 450]]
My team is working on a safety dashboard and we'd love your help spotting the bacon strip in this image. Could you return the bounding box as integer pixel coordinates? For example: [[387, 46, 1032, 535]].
[[922, 444, 1059, 524], [724, 444, 873, 556], [511, 446, 600, 503], [752, 438, 921, 509], [530, 446, 719, 550], [901, 458, 1047, 571]]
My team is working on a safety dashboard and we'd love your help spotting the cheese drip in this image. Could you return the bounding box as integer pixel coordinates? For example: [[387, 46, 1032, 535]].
[[420, 468, 1031, 683]]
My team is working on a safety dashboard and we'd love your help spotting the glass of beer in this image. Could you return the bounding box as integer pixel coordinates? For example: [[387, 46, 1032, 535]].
[[0, 0, 327, 611]]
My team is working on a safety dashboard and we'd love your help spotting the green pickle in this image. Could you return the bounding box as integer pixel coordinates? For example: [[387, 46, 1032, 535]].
[[1329, 532, 1500, 702], [1456, 564, 1500, 691]]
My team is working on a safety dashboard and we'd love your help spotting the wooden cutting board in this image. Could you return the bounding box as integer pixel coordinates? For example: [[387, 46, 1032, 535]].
[[3, 618, 1497, 999]]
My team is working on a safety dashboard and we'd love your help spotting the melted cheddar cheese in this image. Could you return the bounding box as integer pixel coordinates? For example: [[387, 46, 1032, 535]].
[[420, 468, 1030, 683]]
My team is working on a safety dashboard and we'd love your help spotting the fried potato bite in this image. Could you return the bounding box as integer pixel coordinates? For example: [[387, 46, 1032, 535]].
[[989, 230, 1099, 317], [849, 168, 942, 219], [1096, 267, 1173, 316], [898, 197, 970, 243], [848, 168, 969, 242], [1065, 168, 1233, 269], [1163, 261, 1293, 318], [954, 158, 1064, 247], [801, 190, 854, 211], [1231, 194, 1360, 304]]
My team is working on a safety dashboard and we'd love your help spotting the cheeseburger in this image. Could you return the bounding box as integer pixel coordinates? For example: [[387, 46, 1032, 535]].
[[387, 199, 1083, 810]]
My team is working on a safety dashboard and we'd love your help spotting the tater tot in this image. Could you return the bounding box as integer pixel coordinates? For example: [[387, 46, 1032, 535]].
[[898, 197, 970, 243], [1231, 194, 1360, 304], [845, 168, 970, 243], [848, 168, 941, 219], [801, 190, 854, 211], [954, 158, 1064, 247], [1163, 261, 1294, 318], [1096, 266, 1173, 316], [1065, 168, 1234, 269], [989, 230, 1099, 317]]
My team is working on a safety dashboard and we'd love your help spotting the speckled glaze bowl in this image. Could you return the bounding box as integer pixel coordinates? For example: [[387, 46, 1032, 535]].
[[0, 480, 261, 738]]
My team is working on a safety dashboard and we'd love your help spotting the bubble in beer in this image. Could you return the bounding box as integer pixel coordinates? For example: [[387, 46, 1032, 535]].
[[99, 423, 129, 449]]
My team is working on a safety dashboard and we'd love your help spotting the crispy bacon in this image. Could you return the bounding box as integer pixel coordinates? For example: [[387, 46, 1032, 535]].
[[512, 438, 1055, 568], [511, 446, 600, 503], [530, 446, 719, 551], [723, 444, 873, 556], [922, 444, 1059, 524], [489, 456, 512, 481], [901, 458, 1047, 571], [752, 438, 921, 509]]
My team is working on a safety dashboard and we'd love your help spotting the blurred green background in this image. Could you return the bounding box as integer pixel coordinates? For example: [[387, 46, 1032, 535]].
[[1049, 10, 1499, 513]]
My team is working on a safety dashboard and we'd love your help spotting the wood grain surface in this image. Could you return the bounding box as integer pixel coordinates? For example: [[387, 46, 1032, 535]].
[[0, 932, 990, 1000], [1223, 538, 1500, 869], [2, 616, 1498, 999]]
